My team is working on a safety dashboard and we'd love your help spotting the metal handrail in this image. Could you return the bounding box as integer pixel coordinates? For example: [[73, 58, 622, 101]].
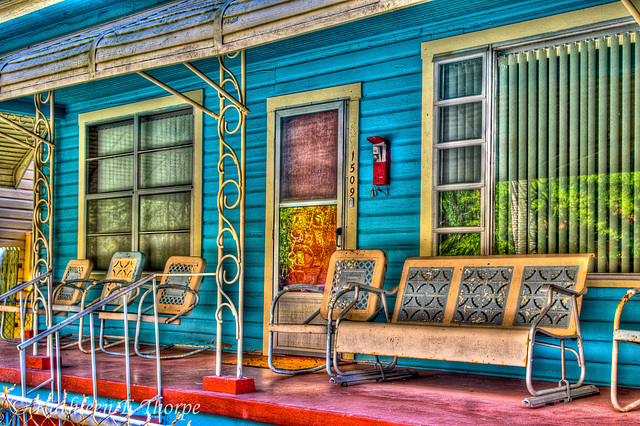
[[0, 272, 51, 303], [18, 274, 156, 350]]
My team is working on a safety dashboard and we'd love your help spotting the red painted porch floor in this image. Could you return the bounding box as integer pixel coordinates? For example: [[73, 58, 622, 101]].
[[0, 340, 639, 425]]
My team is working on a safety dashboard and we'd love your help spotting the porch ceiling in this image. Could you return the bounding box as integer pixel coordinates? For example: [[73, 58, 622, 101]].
[[0, 113, 35, 189], [0, 0, 431, 102]]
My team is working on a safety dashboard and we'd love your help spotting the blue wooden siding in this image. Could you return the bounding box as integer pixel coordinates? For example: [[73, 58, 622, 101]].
[[43, 0, 640, 388]]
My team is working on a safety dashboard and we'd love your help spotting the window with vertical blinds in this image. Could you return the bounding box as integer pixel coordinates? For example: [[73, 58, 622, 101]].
[[434, 27, 640, 274]]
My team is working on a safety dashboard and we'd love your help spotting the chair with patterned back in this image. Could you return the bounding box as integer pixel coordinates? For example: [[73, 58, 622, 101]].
[[76, 251, 146, 354], [126, 255, 207, 359], [267, 249, 388, 374], [51, 259, 94, 309]]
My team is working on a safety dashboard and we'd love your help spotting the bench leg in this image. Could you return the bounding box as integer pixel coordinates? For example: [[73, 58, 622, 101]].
[[522, 330, 599, 407], [328, 354, 418, 386]]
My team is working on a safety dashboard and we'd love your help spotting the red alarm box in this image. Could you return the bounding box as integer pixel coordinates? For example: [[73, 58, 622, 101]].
[[366, 136, 390, 186]]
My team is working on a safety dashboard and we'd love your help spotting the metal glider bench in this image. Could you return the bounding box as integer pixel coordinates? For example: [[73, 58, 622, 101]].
[[331, 254, 599, 407], [268, 249, 388, 374]]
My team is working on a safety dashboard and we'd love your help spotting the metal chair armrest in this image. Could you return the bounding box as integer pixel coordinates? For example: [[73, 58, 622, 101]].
[[539, 283, 587, 298], [613, 287, 640, 332], [341, 282, 398, 295]]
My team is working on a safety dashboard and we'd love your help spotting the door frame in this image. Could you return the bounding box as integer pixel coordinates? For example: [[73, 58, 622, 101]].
[[262, 83, 361, 354]]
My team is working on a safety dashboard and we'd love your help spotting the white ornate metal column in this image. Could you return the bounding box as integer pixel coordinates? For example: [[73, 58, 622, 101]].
[[214, 51, 247, 381], [138, 51, 252, 391], [32, 92, 54, 280]]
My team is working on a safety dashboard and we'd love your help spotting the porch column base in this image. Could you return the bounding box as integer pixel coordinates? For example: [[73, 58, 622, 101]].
[[203, 375, 255, 395], [25, 355, 55, 370]]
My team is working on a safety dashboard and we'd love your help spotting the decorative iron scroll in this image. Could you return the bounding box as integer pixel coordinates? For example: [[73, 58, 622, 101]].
[[397, 267, 454, 323], [514, 265, 580, 328], [215, 51, 247, 379], [452, 266, 512, 326], [31, 92, 54, 279]]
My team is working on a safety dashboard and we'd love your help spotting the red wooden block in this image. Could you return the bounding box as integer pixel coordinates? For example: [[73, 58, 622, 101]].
[[202, 375, 255, 395], [25, 355, 56, 370]]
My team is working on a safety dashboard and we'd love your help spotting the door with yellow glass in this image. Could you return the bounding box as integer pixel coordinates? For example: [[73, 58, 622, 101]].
[[272, 101, 348, 356]]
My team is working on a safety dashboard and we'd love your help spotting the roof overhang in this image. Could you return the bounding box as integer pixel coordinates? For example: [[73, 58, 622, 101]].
[[0, 0, 431, 102], [0, 113, 36, 189]]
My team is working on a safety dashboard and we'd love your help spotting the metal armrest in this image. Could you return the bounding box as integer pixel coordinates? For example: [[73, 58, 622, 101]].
[[341, 282, 398, 295], [137, 283, 200, 324], [539, 283, 587, 298]]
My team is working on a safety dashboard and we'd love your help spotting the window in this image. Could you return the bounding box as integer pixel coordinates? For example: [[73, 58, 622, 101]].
[[431, 20, 640, 274], [79, 92, 203, 272]]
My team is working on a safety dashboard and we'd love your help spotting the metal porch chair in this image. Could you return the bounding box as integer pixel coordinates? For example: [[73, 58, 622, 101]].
[[268, 249, 388, 375], [130, 255, 208, 359], [612, 287, 640, 412], [75, 251, 146, 354]]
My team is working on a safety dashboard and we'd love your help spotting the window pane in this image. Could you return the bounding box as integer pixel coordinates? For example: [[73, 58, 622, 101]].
[[280, 110, 338, 201], [87, 156, 134, 193], [87, 235, 132, 270], [438, 233, 480, 256], [439, 102, 482, 142], [139, 147, 192, 189], [439, 190, 480, 228], [278, 205, 336, 290], [140, 192, 190, 232], [140, 110, 193, 150], [87, 120, 133, 158], [87, 198, 132, 234], [139, 232, 190, 271], [439, 146, 481, 185], [440, 58, 483, 100]]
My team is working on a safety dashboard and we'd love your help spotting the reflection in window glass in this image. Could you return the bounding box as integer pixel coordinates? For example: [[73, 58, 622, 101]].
[[139, 148, 192, 189], [87, 156, 134, 193], [438, 190, 481, 228], [87, 235, 132, 270], [438, 233, 480, 256], [140, 192, 191, 232], [87, 198, 132, 234], [140, 233, 190, 272]]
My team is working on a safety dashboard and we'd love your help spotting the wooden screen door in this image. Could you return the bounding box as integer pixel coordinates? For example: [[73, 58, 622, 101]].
[[272, 101, 347, 356]]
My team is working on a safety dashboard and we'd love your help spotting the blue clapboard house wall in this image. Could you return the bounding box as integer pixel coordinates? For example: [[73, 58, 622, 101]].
[[10, 0, 638, 388]]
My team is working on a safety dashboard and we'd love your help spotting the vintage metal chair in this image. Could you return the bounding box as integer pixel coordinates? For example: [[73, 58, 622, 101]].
[[76, 251, 146, 354], [50, 259, 94, 314], [126, 255, 208, 359], [611, 287, 640, 412], [268, 249, 388, 374]]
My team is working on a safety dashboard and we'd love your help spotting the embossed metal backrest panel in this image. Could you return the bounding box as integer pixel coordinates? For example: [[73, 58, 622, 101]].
[[101, 252, 146, 302], [396, 267, 454, 323], [54, 259, 93, 305], [513, 265, 579, 329], [391, 254, 592, 335], [320, 250, 388, 321], [157, 256, 206, 316], [452, 266, 513, 326]]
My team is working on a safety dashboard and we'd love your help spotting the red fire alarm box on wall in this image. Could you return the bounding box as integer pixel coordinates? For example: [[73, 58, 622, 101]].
[[367, 136, 390, 186]]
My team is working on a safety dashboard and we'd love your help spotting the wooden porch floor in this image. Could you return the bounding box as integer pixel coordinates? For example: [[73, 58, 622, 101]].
[[0, 339, 638, 425]]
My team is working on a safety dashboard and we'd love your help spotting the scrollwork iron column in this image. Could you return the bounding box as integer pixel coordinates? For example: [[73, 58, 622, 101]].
[[215, 51, 246, 379]]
